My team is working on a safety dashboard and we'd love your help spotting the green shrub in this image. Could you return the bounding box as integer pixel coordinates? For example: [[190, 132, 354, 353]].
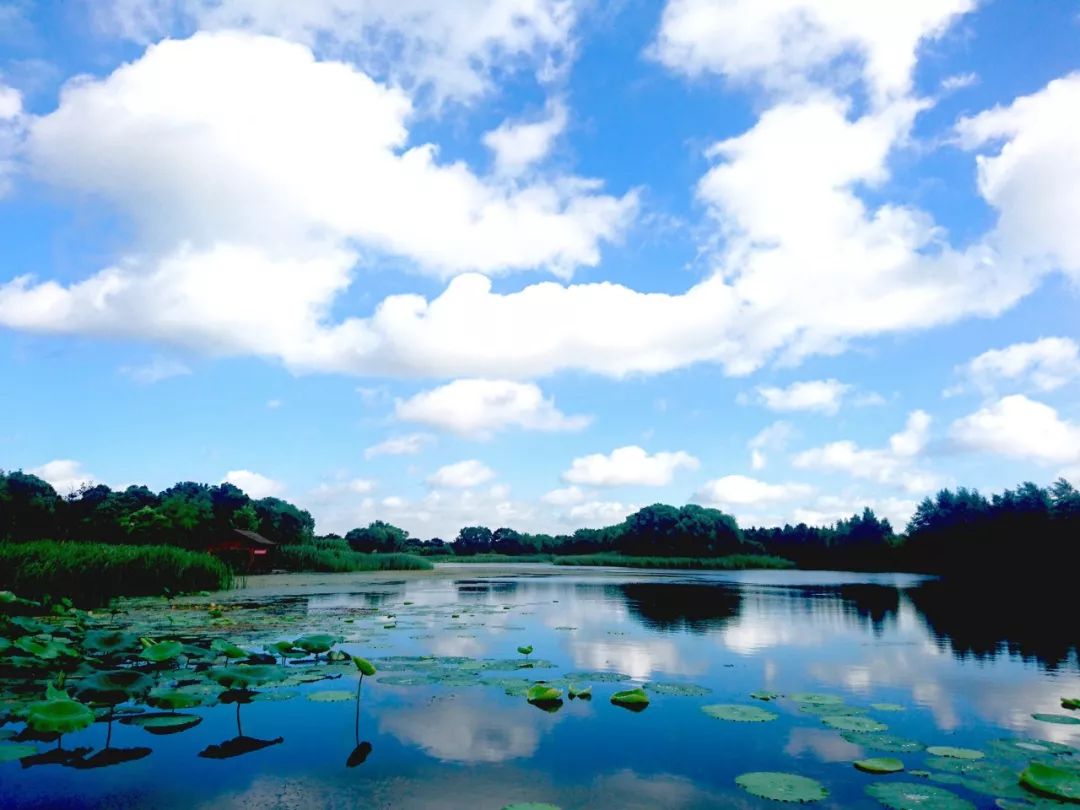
[[552, 553, 795, 570], [0, 540, 232, 606], [275, 542, 432, 573]]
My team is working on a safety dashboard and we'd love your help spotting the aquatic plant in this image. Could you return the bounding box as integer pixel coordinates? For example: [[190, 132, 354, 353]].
[[821, 715, 887, 733], [645, 682, 711, 697], [568, 685, 591, 699], [293, 633, 337, 659], [865, 781, 975, 809], [138, 638, 184, 665], [855, 757, 905, 774], [1032, 712, 1080, 725], [1019, 761, 1080, 803], [121, 713, 203, 735], [211, 638, 250, 663], [25, 687, 95, 749], [610, 687, 650, 710], [702, 704, 777, 722], [76, 669, 153, 706], [924, 746, 983, 760], [526, 684, 564, 711], [1063, 697, 1080, 710], [517, 645, 534, 660], [735, 772, 828, 802], [841, 732, 924, 753]]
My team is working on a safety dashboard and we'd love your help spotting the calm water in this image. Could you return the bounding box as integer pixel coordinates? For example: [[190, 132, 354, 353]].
[[3, 565, 1079, 809]]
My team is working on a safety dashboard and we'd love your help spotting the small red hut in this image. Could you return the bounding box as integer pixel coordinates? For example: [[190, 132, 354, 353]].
[[207, 529, 277, 572]]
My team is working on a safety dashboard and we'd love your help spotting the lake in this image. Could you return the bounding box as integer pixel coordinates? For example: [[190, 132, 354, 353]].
[[2, 565, 1079, 808]]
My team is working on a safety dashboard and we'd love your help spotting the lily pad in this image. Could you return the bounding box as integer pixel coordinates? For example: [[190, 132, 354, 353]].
[[1063, 698, 1080, 711], [1032, 713, 1080, 725], [735, 772, 828, 803], [789, 693, 844, 705], [866, 782, 975, 809], [121, 712, 202, 735], [702, 704, 777, 723], [26, 698, 95, 735], [76, 670, 154, 706], [526, 684, 563, 704], [611, 688, 650, 709], [856, 757, 905, 774], [209, 664, 286, 690], [1019, 762, 1080, 803], [568, 685, 591, 699], [293, 634, 337, 655], [752, 691, 781, 701], [307, 690, 354, 703], [563, 671, 631, 683], [139, 640, 184, 664], [842, 733, 925, 753], [925, 746, 984, 760], [0, 742, 37, 762], [871, 704, 907, 712], [822, 715, 887, 733], [645, 682, 711, 697], [147, 690, 205, 710]]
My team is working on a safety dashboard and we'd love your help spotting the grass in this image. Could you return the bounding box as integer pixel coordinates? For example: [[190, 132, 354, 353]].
[[276, 542, 432, 573], [0, 540, 233, 606], [552, 553, 795, 570], [425, 553, 555, 563]]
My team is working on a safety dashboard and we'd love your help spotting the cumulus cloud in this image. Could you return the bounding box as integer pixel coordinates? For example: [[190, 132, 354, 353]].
[[793, 410, 939, 493], [540, 485, 587, 506], [94, 0, 578, 106], [223, 469, 285, 498], [950, 395, 1080, 464], [118, 356, 191, 384], [694, 474, 813, 507], [651, 0, 975, 103], [364, 433, 435, 459], [427, 459, 496, 489], [755, 379, 850, 414], [308, 478, 377, 502], [0, 79, 23, 196], [563, 445, 699, 487], [30, 459, 97, 496], [748, 421, 794, 470], [483, 99, 568, 176], [395, 378, 591, 438], [950, 337, 1080, 396], [564, 500, 635, 527]]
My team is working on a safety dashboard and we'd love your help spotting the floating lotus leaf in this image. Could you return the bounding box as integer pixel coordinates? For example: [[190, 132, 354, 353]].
[[568, 685, 591, 699], [1063, 698, 1080, 711], [76, 670, 154, 705], [871, 703, 907, 712], [306, 690, 354, 703], [266, 641, 303, 659], [822, 715, 887, 733], [26, 698, 95, 735], [517, 646, 534, 656], [209, 664, 287, 690], [842, 732, 925, 753], [378, 674, 436, 687], [139, 640, 183, 664], [351, 656, 376, 677], [122, 712, 203, 735], [735, 772, 828, 803], [526, 684, 563, 704], [501, 804, 561, 810], [789, 693, 843, 705], [856, 757, 905, 774], [925, 746, 984, 760], [251, 690, 298, 702], [1020, 762, 1080, 803], [645, 682, 711, 697], [211, 639, 249, 660], [563, 671, 631, 683], [1032, 713, 1080, 725], [0, 741, 37, 762], [924, 758, 1029, 800], [83, 630, 137, 657], [800, 702, 867, 716], [702, 704, 776, 723], [15, 635, 77, 659], [147, 690, 205, 710], [988, 738, 1076, 758], [752, 691, 781, 701], [866, 782, 975, 809], [293, 634, 337, 655], [611, 688, 650, 709]]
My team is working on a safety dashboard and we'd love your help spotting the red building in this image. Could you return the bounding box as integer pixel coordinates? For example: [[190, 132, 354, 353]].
[[207, 529, 278, 572]]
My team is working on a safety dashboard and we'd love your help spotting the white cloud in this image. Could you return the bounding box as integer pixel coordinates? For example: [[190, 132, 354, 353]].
[[565, 500, 634, 527], [793, 410, 939, 493], [483, 99, 567, 176], [309, 478, 376, 502], [0, 79, 23, 196], [223, 469, 285, 498], [651, 0, 976, 102], [95, 0, 578, 106], [748, 421, 794, 470], [950, 395, 1080, 464], [755, 379, 850, 414], [0, 82, 19, 119], [427, 459, 496, 488], [953, 337, 1080, 396], [364, 432, 435, 459], [118, 356, 191, 384], [958, 73, 1080, 282], [540, 485, 587, 506], [266, 399, 283, 409], [30, 459, 97, 496], [694, 475, 813, 507], [395, 378, 590, 438], [563, 445, 699, 487], [792, 494, 918, 530]]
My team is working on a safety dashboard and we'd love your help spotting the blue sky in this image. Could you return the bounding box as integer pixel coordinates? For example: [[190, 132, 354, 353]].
[[1, 0, 1078, 538]]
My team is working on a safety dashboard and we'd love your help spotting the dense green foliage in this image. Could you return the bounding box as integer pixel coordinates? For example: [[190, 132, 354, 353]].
[[276, 541, 431, 573], [552, 554, 794, 570], [0, 540, 232, 605]]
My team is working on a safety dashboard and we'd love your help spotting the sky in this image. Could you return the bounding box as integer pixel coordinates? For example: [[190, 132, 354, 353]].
[[1, 0, 1079, 539]]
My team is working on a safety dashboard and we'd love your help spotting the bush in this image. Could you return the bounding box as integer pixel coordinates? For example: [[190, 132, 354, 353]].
[[552, 553, 794, 570], [275, 542, 433, 573], [0, 540, 233, 606]]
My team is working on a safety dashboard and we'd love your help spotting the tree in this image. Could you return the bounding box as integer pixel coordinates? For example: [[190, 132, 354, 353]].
[[453, 526, 493, 556], [346, 521, 409, 553], [0, 471, 62, 542]]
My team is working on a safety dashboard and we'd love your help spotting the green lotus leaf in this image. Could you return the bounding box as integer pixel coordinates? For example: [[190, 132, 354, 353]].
[[15, 635, 77, 659], [841, 732, 925, 753], [501, 804, 561, 810], [517, 645, 534, 656], [83, 630, 137, 657], [855, 757, 905, 774], [266, 640, 300, 657], [209, 664, 286, 690], [293, 634, 337, 655], [866, 782, 975, 809], [26, 698, 95, 735], [526, 684, 563, 704], [735, 772, 828, 803], [568, 685, 591, 699], [925, 746, 984, 760], [871, 703, 907, 712], [1063, 698, 1080, 711], [822, 715, 887, 733], [351, 656, 376, 677], [0, 742, 37, 762], [1032, 713, 1080, 725], [789, 693, 843, 705], [211, 639, 249, 660], [1019, 762, 1080, 803], [562, 671, 631, 683], [251, 690, 298, 702], [800, 702, 867, 716], [306, 690, 354, 703], [752, 691, 781, 701], [121, 712, 202, 735], [76, 670, 154, 705], [147, 690, 205, 710], [611, 687, 650, 709], [139, 640, 183, 663], [988, 738, 1076, 759], [702, 704, 776, 723], [645, 682, 711, 697]]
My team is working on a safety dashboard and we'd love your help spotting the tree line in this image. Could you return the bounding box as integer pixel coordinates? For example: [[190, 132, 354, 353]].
[[2, 470, 1078, 575]]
